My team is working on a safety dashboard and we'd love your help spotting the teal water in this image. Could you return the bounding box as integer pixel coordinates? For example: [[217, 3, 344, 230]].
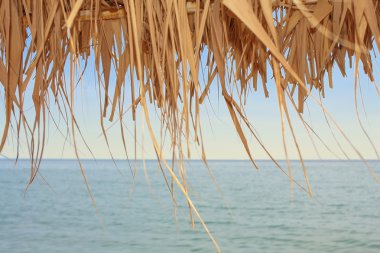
[[0, 160, 380, 253]]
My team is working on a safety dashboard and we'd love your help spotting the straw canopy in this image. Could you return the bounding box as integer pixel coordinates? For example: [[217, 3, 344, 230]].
[[1, 0, 379, 158]]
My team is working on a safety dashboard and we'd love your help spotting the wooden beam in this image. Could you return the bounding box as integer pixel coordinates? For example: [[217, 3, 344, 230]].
[[22, 0, 320, 26]]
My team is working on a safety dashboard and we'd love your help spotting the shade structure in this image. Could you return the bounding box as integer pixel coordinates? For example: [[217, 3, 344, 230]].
[[1, 1, 380, 251]]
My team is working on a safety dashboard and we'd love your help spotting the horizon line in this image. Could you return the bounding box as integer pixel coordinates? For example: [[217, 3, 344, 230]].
[[0, 157, 378, 162]]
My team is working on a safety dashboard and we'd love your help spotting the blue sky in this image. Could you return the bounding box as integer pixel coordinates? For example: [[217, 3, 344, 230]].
[[1, 53, 380, 160]]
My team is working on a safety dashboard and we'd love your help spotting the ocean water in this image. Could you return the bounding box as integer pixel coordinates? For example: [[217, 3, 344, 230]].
[[0, 160, 380, 253]]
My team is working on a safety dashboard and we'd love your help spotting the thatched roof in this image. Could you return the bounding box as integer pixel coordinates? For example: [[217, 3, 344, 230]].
[[1, 1, 380, 251]]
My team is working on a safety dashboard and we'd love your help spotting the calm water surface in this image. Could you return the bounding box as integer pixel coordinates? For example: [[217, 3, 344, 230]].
[[0, 160, 380, 252]]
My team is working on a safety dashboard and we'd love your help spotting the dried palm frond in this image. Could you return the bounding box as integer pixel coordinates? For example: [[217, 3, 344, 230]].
[[1, 0, 380, 252]]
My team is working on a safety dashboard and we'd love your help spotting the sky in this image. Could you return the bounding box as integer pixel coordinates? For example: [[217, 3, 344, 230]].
[[1, 52, 380, 161]]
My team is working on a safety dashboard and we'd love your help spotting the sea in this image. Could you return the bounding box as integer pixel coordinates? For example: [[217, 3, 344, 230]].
[[0, 159, 379, 253]]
